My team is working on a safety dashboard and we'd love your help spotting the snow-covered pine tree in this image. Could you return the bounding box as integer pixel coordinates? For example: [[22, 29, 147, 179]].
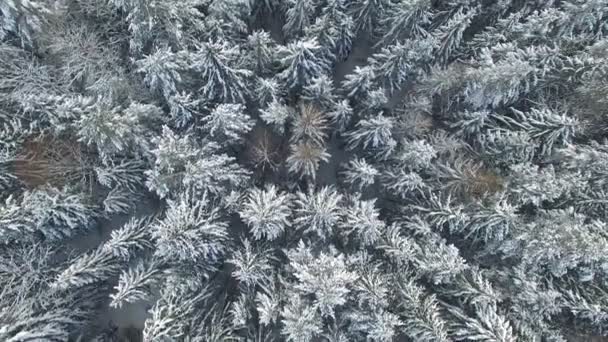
[[243, 30, 277, 75], [260, 99, 294, 134], [294, 186, 343, 240], [277, 38, 331, 92], [346, 114, 396, 153], [228, 238, 275, 287], [376, 0, 433, 47], [340, 196, 385, 245], [3, 1, 608, 340], [0, 0, 49, 46], [0, 186, 95, 243], [305, 0, 354, 63], [349, 0, 390, 37], [192, 40, 252, 103], [283, 0, 317, 39], [77, 100, 162, 160], [201, 103, 255, 145], [285, 241, 358, 317], [342, 157, 379, 191], [146, 126, 250, 198], [151, 191, 228, 269], [239, 185, 292, 241], [135, 47, 186, 102], [369, 38, 435, 93]]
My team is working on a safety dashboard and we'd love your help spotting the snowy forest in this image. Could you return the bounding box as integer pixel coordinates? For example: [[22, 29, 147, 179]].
[[2, 0, 608, 341]]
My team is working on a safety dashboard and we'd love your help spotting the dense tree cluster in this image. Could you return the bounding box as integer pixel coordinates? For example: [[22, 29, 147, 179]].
[[1, 0, 608, 341]]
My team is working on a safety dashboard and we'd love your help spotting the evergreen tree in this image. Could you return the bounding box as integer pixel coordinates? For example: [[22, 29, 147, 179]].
[[283, 0, 316, 39], [281, 295, 323, 342], [166, 91, 205, 129], [135, 47, 186, 101], [4, 1, 608, 340], [228, 238, 275, 287], [306, 0, 354, 62], [201, 103, 255, 145], [394, 139, 437, 171], [52, 217, 153, 291], [142, 285, 212, 341], [114, 0, 208, 53], [260, 99, 294, 133], [243, 30, 277, 75], [462, 46, 545, 109], [341, 196, 385, 245], [342, 157, 379, 190], [395, 278, 450, 342], [328, 99, 353, 132], [257, 283, 282, 326], [77, 101, 162, 160], [0, 0, 48, 45], [286, 241, 358, 317], [146, 126, 250, 198], [254, 77, 285, 106], [192, 40, 252, 103], [433, 5, 478, 65], [239, 185, 292, 241], [277, 38, 331, 92], [294, 186, 343, 240], [349, 0, 390, 36], [503, 208, 608, 278], [110, 260, 161, 308], [369, 38, 435, 93], [52, 247, 119, 290], [376, 0, 433, 47], [342, 65, 375, 101], [0, 186, 95, 243], [102, 217, 153, 260], [302, 74, 338, 110], [207, 0, 252, 40], [507, 162, 583, 206], [503, 106, 581, 156], [151, 191, 228, 267], [346, 114, 396, 152]]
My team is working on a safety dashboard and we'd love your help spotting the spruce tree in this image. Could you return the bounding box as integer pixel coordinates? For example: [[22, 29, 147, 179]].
[[3, 1, 608, 340]]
